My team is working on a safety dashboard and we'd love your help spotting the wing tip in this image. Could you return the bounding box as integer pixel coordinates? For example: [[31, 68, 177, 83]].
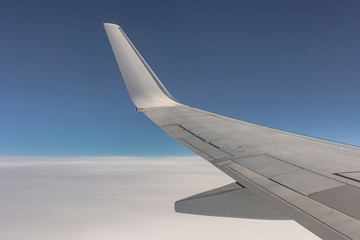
[[103, 22, 119, 28]]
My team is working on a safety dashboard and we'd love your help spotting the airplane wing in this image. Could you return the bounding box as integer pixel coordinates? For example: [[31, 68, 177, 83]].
[[104, 23, 360, 240]]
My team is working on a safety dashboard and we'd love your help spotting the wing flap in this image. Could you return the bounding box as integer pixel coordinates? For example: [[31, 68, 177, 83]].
[[223, 162, 360, 240], [175, 182, 289, 220]]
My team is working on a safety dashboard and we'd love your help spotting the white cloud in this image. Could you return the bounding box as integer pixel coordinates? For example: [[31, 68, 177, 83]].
[[0, 156, 319, 240]]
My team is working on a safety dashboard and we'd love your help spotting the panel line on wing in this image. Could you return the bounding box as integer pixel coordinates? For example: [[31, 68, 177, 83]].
[[333, 172, 360, 183], [161, 124, 233, 160]]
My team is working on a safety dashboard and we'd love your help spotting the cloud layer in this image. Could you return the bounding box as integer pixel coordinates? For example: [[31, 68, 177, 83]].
[[0, 156, 319, 240]]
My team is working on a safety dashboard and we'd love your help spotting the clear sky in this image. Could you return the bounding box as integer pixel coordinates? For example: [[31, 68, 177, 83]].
[[1, 0, 360, 156]]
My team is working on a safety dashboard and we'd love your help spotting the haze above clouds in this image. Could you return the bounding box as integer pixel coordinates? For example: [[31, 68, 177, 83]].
[[0, 156, 319, 240]]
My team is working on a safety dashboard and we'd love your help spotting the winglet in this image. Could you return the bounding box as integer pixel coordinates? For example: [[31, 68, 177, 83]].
[[104, 23, 180, 109]]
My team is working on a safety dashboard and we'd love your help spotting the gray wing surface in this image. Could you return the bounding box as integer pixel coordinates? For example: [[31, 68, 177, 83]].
[[104, 23, 360, 240]]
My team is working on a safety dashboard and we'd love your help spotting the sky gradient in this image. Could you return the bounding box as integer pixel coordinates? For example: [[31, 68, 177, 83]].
[[1, 0, 360, 156]]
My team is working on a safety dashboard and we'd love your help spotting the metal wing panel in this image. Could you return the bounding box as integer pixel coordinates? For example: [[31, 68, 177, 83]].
[[309, 185, 360, 220]]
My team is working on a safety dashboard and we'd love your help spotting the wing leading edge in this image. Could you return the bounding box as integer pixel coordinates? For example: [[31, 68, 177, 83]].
[[104, 23, 360, 240]]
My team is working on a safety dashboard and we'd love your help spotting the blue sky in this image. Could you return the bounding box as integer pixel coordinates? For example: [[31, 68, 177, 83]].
[[1, 0, 360, 156]]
